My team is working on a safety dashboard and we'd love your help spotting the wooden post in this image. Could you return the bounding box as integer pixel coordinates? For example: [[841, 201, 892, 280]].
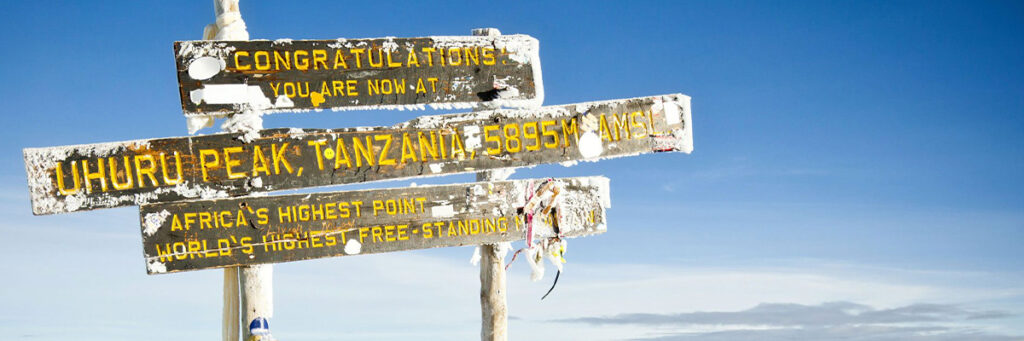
[[478, 170, 510, 341], [240, 264, 273, 340], [479, 227, 509, 334], [474, 27, 509, 341], [222, 268, 240, 341], [207, 1, 271, 341]]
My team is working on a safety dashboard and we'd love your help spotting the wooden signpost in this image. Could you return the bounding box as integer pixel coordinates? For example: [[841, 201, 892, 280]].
[[24, 94, 691, 215], [20, 2, 695, 339], [139, 176, 608, 274], [176, 35, 543, 116]]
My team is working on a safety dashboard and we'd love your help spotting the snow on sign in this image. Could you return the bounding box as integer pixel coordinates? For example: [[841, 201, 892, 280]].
[[23, 94, 691, 215], [139, 176, 609, 274], [175, 35, 543, 116]]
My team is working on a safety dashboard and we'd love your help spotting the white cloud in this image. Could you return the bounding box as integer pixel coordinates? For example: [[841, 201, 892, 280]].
[[552, 301, 1019, 340], [261, 255, 1024, 341]]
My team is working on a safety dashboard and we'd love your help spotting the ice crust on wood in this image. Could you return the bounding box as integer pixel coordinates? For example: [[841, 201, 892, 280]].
[[139, 176, 609, 274], [175, 34, 544, 120], [24, 94, 690, 215]]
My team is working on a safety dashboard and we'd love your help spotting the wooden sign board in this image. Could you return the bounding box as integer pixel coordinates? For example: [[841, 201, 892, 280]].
[[139, 176, 609, 274], [175, 35, 542, 116], [24, 94, 691, 215]]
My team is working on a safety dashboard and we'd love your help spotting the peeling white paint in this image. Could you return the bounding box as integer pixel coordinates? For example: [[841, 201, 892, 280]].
[[147, 259, 167, 274], [63, 192, 86, 212], [187, 56, 223, 80], [165, 182, 230, 200], [431, 205, 455, 218], [190, 84, 271, 108], [663, 101, 682, 125], [577, 132, 603, 159], [428, 163, 443, 173], [673, 94, 695, 154], [142, 209, 171, 237], [274, 95, 294, 108], [487, 168, 516, 181], [344, 239, 361, 255], [463, 125, 482, 150]]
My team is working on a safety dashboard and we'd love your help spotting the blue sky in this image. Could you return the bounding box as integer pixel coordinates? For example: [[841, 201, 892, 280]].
[[1, 1, 1022, 340]]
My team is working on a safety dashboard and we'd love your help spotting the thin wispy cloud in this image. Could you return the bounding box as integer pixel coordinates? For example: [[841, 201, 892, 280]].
[[636, 325, 1024, 341], [557, 301, 1011, 326], [553, 301, 1021, 341]]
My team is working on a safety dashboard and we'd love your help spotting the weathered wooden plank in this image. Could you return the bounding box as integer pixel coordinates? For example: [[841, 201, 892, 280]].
[[24, 94, 691, 215], [139, 176, 609, 274], [175, 35, 542, 116]]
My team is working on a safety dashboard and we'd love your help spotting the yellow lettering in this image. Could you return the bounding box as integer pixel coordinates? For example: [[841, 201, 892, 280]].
[[421, 47, 435, 66], [81, 158, 107, 193], [254, 51, 270, 70], [55, 161, 81, 195], [134, 154, 158, 188], [350, 48, 365, 68], [294, 50, 310, 70], [400, 133, 417, 163], [612, 113, 631, 141], [331, 81, 345, 97], [273, 50, 290, 70], [631, 111, 649, 138], [160, 152, 183, 185], [252, 145, 271, 176], [234, 51, 251, 70], [415, 78, 427, 93], [170, 215, 183, 231], [312, 49, 328, 70], [332, 50, 348, 69], [385, 51, 402, 67], [375, 134, 396, 166], [541, 120, 559, 149], [406, 49, 420, 67], [307, 140, 327, 170], [561, 118, 579, 147], [464, 47, 480, 65], [504, 124, 522, 153], [522, 121, 541, 151], [272, 143, 294, 174], [199, 149, 220, 181], [482, 48, 496, 65], [352, 136, 375, 167], [484, 125, 501, 155], [427, 78, 438, 92], [334, 138, 353, 169], [223, 147, 245, 179], [599, 114, 613, 141], [368, 48, 384, 68], [346, 80, 358, 96], [109, 156, 134, 190], [417, 131, 439, 160], [447, 47, 462, 65]]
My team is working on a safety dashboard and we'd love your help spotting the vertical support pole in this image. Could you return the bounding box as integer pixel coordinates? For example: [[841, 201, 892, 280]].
[[207, 1, 267, 340], [223, 268, 240, 341], [478, 174, 509, 341], [473, 27, 508, 341], [240, 264, 273, 340]]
